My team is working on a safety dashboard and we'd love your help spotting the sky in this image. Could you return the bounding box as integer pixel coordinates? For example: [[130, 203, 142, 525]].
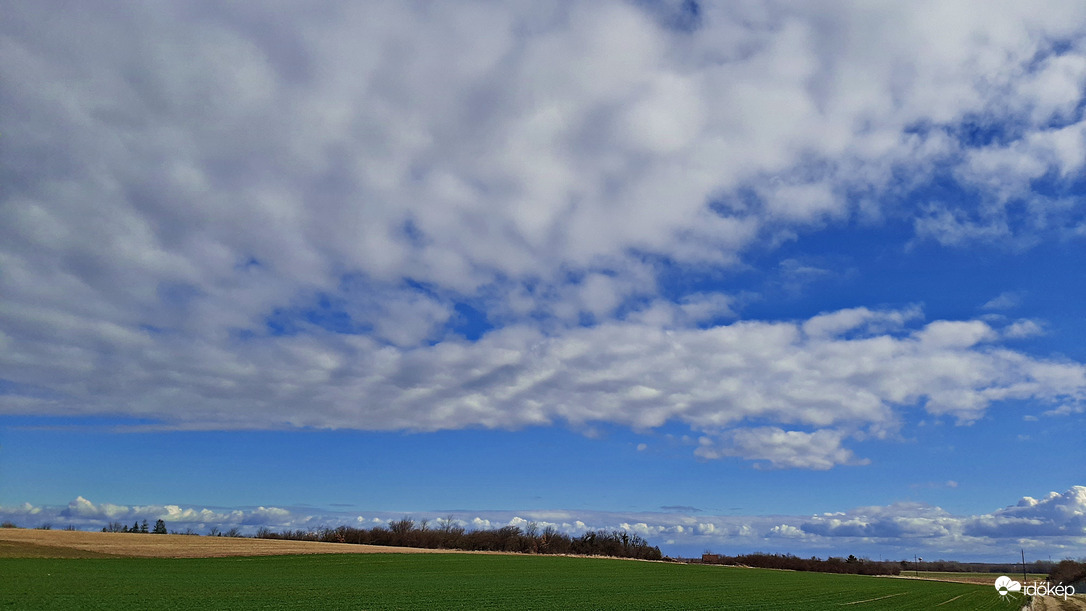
[[1, 0, 1085, 562]]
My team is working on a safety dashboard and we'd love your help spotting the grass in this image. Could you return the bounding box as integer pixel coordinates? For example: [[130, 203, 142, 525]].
[[0, 553, 1023, 610]]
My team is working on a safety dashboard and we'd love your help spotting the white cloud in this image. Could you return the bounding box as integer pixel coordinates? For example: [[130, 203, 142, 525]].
[[6, 486, 1084, 559], [1020, 53, 1086, 126], [982, 292, 1024, 311], [767, 524, 807, 539], [791, 487, 1086, 553], [914, 320, 996, 349], [471, 517, 495, 531], [4, 305, 1085, 466], [5, 1, 1086, 324], [56, 497, 260, 528], [801, 306, 920, 340], [913, 206, 1011, 247], [1003, 319, 1044, 339], [695, 428, 867, 471], [5, 1, 1086, 470], [965, 487, 1086, 537], [801, 502, 957, 539], [61, 497, 132, 520], [762, 182, 842, 224]]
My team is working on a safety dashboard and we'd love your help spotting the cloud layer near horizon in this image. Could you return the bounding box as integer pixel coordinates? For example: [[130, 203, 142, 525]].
[[4, 306, 1084, 469], [4, 486, 1084, 560], [4, 1, 1086, 468]]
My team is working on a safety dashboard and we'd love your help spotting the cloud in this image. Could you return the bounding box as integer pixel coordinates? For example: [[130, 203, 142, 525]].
[[913, 207, 1012, 247], [764, 490, 1086, 561], [801, 502, 957, 539], [6, 486, 1084, 560], [1003, 319, 1044, 339], [801, 306, 920, 340], [982, 292, 1025, 311], [767, 524, 809, 539], [4, 305, 1086, 467], [5, 1, 1086, 309], [964, 487, 1086, 537], [60, 497, 131, 520], [695, 427, 868, 471], [794, 487, 1086, 547], [4, 1, 1086, 469]]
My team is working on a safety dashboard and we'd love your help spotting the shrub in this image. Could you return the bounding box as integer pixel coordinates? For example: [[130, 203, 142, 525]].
[[1049, 559, 1086, 587]]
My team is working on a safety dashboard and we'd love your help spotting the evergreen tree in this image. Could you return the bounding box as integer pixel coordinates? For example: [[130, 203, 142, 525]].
[[152, 519, 167, 534]]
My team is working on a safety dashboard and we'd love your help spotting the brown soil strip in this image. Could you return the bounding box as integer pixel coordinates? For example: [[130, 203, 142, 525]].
[[0, 537, 119, 559], [0, 528, 473, 559], [1038, 594, 1086, 610]]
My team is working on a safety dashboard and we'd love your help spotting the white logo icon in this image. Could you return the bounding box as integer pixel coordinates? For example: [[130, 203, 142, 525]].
[[994, 576, 1022, 596]]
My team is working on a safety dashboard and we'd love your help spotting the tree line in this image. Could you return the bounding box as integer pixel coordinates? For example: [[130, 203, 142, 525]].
[[1049, 559, 1086, 587], [102, 519, 168, 534], [894, 558, 1056, 574], [698, 553, 1086, 580], [700, 552, 901, 576], [256, 517, 663, 560]]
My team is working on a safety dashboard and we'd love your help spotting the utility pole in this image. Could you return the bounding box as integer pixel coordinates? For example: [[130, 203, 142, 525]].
[[1021, 549, 1027, 585]]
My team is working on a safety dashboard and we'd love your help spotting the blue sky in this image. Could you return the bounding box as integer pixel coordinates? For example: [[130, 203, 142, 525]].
[[1, 0, 1085, 561]]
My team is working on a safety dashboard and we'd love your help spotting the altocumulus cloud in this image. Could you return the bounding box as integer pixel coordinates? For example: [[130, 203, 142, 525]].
[[4, 304, 1085, 469], [3, 2, 1086, 468]]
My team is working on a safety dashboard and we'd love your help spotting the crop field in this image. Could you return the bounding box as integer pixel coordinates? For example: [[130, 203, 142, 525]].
[[1, 552, 1020, 610], [0, 529, 1031, 609], [0, 527, 452, 558]]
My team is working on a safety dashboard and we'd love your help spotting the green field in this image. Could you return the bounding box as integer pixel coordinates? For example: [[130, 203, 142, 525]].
[[0, 554, 1022, 610]]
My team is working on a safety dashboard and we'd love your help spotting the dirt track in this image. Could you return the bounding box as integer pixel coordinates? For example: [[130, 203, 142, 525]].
[[0, 528, 462, 558], [1031, 594, 1086, 610]]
